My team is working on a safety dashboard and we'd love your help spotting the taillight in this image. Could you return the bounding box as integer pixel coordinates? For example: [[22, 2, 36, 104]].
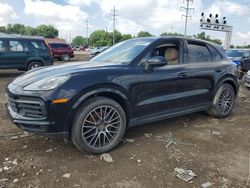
[[46, 44, 53, 56]]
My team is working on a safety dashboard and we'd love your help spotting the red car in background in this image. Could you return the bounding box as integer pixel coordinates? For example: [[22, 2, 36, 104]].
[[48, 43, 74, 61]]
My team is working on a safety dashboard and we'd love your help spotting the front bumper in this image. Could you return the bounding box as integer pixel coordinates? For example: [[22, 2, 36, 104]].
[[5, 85, 70, 138], [6, 103, 53, 133]]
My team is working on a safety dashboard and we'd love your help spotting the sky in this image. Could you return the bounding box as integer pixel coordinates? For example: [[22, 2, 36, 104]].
[[0, 0, 249, 46]]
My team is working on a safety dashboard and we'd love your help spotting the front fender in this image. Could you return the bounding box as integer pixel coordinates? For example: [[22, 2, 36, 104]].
[[63, 87, 130, 138]]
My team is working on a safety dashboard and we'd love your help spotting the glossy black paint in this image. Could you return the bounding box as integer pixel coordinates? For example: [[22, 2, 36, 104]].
[[5, 37, 239, 139]]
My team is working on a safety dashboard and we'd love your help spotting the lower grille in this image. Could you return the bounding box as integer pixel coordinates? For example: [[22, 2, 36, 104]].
[[6, 94, 46, 119]]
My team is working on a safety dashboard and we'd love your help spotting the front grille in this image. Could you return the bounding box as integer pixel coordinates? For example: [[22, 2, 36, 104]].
[[6, 94, 46, 119]]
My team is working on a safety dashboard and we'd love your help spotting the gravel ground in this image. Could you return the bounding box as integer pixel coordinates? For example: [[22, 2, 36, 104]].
[[0, 61, 249, 188]]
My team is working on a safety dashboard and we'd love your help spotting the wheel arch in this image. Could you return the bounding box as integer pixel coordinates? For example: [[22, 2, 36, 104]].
[[215, 75, 239, 95], [26, 58, 45, 69], [64, 87, 131, 138]]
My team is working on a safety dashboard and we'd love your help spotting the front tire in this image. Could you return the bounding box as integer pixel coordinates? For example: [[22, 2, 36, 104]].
[[207, 83, 235, 118], [71, 97, 126, 153]]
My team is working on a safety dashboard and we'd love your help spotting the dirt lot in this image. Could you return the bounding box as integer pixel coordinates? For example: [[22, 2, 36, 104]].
[[0, 61, 250, 188]]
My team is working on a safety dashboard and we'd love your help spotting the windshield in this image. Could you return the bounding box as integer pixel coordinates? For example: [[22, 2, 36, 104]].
[[225, 50, 244, 58], [90, 38, 154, 64]]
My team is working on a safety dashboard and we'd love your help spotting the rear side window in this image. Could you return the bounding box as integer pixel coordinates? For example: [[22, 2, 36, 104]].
[[49, 43, 58, 48], [208, 46, 223, 61], [59, 44, 69, 48], [187, 43, 211, 63], [31, 41, 46, 50], [0, 40, 5, 52], [9, 41, 24, 52]]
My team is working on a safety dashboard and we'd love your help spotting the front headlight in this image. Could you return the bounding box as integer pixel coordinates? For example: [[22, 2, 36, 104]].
[[23, 75, 70, 91]]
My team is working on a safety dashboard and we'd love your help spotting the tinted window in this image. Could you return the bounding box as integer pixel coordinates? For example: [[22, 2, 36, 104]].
[[188, 43, 211, 63], [225, 50, 244, 58], [9, 41, 24, 52], [91, 39, 154, 65], [209, 46, 223, 61], [0, 40, 5, 52], [61, 44, 69, 48], [31, 41, 46, 50], [49, 43, 58, 48]]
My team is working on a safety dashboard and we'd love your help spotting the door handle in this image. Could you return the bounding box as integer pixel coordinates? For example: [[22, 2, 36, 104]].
[[215, 69, 222, 73], [178, 72, 188, 78]]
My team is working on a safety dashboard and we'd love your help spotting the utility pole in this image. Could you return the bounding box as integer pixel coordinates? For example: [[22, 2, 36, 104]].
[[110, 6, 118, 45], [180, 0, 194, 36], [86, 18, 89, 46]]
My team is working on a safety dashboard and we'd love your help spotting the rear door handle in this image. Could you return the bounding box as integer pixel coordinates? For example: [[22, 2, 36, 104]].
[[178, 72, 188, 78]]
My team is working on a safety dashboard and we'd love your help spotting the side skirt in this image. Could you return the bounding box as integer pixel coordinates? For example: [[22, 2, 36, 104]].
[[128, 103, 211, 127]]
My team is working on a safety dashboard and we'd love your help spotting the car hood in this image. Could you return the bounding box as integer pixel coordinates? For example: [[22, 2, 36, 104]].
[[228, 57, 242, 62], [12, 61, 122, 87]]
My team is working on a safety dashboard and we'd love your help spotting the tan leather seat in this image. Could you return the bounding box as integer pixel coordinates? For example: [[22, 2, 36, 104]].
[[164, 48, 178, 65]]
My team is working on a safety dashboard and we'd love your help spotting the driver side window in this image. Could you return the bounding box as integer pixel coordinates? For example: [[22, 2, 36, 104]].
[[139, 42, 180, 66]]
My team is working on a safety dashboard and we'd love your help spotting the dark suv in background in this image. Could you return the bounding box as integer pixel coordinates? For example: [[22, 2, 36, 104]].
[[48, 43, 74, 61], [226, 49, 250, 71], [0, 37, 53, 71]]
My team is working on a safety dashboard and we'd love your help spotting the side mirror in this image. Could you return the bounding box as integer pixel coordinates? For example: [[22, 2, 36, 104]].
[[145, 56, 168, 72]]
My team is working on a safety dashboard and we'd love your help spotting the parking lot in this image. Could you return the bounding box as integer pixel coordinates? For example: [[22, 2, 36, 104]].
[[0, 58, 249, 188]]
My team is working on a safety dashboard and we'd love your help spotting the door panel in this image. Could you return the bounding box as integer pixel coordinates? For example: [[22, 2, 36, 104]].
[[4, 40, 29, 68], [134, 64, 212, 118], [0, 40, 8, 68]]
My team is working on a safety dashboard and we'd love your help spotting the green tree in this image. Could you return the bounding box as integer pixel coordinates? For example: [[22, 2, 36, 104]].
[[122, 34, 132, 41], [137, 31, 153, 37], [72, 36, 87, 46], [236, 45, 250, 48], [24, 26, 37, 36], [12, 24, 26, 34], [36, 24, 58, 38], [111, 30, 122, 44], [0, 26, 6, 33], [89, 30, 109, 46], [193, 32, 222, 45], [160, 32, 184, 37]]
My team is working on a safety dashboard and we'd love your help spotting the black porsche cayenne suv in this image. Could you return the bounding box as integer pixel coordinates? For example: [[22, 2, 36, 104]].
[[5, 37, 239, 153]]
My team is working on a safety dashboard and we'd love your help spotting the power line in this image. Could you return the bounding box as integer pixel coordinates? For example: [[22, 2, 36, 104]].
[[110, 5, 118, 45], [86, 18, 89, 46], [180, 0, 194, 36]]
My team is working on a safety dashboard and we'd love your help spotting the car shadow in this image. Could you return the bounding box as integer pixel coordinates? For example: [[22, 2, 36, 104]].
[[0, 71, 23, 78]]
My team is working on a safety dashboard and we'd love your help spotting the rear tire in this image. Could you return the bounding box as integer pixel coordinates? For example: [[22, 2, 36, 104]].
[[207, 83, 235, 118], [71, 97, 126, 153], [27, 61, 42, 71], [62, 54, 70, 61]]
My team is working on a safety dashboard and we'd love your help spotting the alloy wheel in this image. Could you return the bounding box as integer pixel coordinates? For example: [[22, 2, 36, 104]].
[[30, 63, 40, 70], [217, 87, 234, 115], [81, 105, 121, 149]]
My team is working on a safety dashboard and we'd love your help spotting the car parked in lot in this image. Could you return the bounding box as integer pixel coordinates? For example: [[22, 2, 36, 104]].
[[0, 36, 53, 71], [244, 70, 250, 89], [48, 43, 74, 61], [90, 46, 109, 57], [225, 49, 250, 71], [5, 37, 239, 153]]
